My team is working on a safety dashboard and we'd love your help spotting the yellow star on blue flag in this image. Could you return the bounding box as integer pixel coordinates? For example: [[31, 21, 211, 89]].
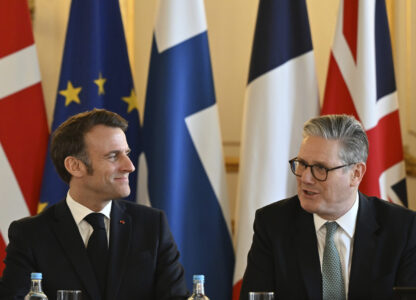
[[39, 0, 141, 210], [94, 73, 106, 95], [122, 89, 138, 113], [59, 81, 82, 106]]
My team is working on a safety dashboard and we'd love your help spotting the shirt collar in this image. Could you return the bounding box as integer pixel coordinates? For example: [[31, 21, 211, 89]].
[[314, 192, 359, 238], [66, 191, 112, 226]]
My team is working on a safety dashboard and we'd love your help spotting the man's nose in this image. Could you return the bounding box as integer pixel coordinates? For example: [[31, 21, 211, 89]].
[[121, 154, 135, 173]]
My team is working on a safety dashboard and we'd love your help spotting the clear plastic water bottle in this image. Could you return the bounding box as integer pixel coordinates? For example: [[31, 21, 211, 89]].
[[187, 274, 209, 300], [24, 272, 48, 300]]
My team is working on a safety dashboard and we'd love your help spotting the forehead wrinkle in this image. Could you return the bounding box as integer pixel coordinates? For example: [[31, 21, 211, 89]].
[[104, 149, 120, 156], [299, 136, 343, 166], [104, 147, 130, 155]]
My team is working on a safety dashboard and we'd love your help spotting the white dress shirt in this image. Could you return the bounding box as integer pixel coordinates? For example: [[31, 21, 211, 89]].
[[66, 192, 112, 247], [313, 193, 359, 297]]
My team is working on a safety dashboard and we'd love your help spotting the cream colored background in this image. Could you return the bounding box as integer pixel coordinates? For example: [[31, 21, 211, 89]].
[[33, 0, 416, 220]]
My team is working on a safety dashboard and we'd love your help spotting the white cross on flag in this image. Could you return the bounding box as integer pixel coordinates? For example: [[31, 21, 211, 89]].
[[322, 0, 407, 206], [0, 0, 49, 274]]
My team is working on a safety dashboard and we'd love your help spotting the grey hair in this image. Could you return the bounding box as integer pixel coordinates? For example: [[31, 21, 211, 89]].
[[303, 114, 369, 163]]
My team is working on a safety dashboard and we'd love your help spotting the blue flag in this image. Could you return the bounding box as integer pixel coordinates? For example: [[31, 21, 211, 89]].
[[234, 0, 319, 296], [140, 1, 234, 299], [39, 0, 140, 209]]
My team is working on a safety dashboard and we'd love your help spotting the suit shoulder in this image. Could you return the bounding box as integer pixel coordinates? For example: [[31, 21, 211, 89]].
[[7, 204, 57, 238], [365, 195, 415, 216], [256, 195, 301, 220], [114, 199, 165, 217], [362, 194, 416, 228], [11, 203, 55, 226], [258, 195, 300, 212]]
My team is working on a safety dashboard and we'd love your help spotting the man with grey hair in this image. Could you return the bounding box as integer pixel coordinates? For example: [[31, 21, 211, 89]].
[[240, 114, 416, 300]]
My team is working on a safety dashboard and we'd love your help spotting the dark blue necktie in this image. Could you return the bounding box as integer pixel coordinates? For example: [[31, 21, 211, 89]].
[[85, 213, 109, 297]]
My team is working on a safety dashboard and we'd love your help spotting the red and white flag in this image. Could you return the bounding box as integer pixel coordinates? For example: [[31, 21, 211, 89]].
[[0, 0, 49, 274], [233, 1, 319, 298], [322, 0, 407, 205]]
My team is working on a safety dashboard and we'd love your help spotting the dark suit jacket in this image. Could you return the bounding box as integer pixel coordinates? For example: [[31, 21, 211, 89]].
[[239, 192, 416, 300], [0, 199, 189, 300]]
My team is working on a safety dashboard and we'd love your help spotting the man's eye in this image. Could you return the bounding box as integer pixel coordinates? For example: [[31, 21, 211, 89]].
[[314, 165, 326, 172], [298, 161, 307, 167]]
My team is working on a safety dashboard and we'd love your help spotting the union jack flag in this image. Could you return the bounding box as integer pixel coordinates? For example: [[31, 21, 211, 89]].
[[322, 0, 407, 206]]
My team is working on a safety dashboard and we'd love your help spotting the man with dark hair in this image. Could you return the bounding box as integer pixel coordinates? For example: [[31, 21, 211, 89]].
[[0, 109, 188, 300], [50, 108, 129, 183], [240, 114, 416, 300]]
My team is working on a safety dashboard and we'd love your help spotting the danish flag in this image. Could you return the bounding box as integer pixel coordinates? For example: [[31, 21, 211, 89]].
[[0, 0, 49, 274], [322, 0, 407, 206]]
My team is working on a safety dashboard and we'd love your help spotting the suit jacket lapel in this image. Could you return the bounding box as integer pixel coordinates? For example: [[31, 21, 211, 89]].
[[348, 192, 379, 299], [106, 200, 131, 300], [295, 207, 322, 300], [50, 200, 102, 300]]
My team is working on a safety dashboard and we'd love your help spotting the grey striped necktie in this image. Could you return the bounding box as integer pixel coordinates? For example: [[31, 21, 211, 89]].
[[322, 221, 345, 300]]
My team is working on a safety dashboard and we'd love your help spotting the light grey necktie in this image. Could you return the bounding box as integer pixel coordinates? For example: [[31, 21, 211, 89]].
[[322, 221, 346, 300]]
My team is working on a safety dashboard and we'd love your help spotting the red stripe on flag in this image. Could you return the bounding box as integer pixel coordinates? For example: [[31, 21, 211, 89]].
[[0, 0, 34, 58], [321, 55, 405, 200], [0, 234, 6, 275], [322, 54, 359, 117], [343, 0, 359, 63], [361, 111, 404, 198], [232, 280, 243, 300], [0, 83, 49, 215]]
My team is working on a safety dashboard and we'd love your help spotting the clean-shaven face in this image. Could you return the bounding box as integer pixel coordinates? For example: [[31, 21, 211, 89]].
[[80, 124, 135, 202], [296, 135, 357, 220]]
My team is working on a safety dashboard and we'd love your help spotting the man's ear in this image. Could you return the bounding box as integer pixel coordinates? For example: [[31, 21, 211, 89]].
[[64, 156, 86, 178], [350, 162, 366, 187]]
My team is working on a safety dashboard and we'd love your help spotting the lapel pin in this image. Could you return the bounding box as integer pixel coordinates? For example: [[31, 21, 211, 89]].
[[119, 220, 125, 224]]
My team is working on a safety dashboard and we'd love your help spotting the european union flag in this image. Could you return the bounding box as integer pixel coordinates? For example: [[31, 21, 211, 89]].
[[39, 0, 140, 209]]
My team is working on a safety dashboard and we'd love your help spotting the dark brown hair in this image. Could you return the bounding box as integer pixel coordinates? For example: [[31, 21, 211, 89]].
[[51, 108, 128, 183]]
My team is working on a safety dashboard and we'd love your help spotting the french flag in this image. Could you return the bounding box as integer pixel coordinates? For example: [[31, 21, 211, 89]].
[[322, 0, 408, 206], [139, 0, 234, 299], [233, 0, 319, 298]]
